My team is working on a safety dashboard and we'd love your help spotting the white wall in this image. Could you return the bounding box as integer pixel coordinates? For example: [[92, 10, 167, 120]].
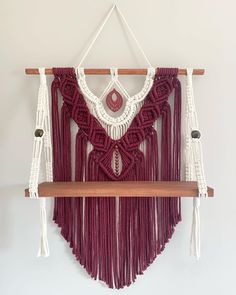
[[0, 0, 235, 294]]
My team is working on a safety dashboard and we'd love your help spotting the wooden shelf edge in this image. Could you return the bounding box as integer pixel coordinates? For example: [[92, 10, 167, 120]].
[[25, 181, 214, 198]]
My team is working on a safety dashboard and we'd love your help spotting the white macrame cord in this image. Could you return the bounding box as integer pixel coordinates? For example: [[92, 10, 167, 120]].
[[29, 67, 53, 257], [76, 67, 155, 139], [185, 68, 208, 259], [77, 4, 152, 68]]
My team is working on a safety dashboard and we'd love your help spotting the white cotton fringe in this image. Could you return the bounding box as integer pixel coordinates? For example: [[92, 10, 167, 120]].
[[38, 199, 50, 257], [190, 197, 200, 259], [29, 67, 52, 257]]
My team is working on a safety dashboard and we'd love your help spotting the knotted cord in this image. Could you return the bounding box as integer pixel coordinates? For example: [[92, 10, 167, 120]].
[[185, 68, 208, 259], [29, 68, 52, 257]]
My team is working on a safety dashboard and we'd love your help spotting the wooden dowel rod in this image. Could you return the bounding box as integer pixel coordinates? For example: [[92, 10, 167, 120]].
[[25, 68, 205, 76]]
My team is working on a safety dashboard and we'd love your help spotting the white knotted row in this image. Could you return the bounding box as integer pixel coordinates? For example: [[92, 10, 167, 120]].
[[29, 68, 52, 257], [76, 67, 155, 140], [185, 68, 208, 259]]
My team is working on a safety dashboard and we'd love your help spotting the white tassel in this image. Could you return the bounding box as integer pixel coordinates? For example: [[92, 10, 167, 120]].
[[190, 197, 200, 259], [37, 199, 49, 257]]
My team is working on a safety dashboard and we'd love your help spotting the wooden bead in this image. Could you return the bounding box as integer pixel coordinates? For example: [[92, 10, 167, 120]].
[[34, 129, 44, 137]]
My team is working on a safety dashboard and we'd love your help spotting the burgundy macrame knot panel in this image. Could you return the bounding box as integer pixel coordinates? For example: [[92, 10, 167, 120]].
[[51, 67, 182, 289]]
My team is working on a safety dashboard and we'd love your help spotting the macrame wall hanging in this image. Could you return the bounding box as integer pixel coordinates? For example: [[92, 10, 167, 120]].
[[25, 4, 214, 289]]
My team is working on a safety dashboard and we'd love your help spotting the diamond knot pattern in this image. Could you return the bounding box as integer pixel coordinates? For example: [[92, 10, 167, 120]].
[[61, 78, 79, 106], [122, 128, 145, 150], [72, 105, 90, 130], [90, 129, 111, 151], [139, 105, 159, 127], [99, 143, 134, 180], [150, 79, 173, 103]]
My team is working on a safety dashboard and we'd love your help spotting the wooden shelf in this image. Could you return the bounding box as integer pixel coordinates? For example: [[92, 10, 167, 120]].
[[25, 181, 214, 197]]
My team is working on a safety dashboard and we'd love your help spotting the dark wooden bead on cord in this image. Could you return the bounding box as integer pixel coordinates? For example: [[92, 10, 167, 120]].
[[191, 130, 201, 139], [34, 129, 44, 137]]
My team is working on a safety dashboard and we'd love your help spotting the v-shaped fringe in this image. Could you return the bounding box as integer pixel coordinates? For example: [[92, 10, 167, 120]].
[[51, 75, 182, 289]]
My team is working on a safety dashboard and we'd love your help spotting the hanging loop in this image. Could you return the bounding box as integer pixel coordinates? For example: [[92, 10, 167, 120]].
[[77, 4, 152, 68]]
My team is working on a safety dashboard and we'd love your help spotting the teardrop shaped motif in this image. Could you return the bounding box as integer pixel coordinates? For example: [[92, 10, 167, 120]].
[[106, 88, 123, 112]]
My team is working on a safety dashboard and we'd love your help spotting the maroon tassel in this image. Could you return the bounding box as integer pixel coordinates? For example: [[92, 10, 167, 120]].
[[51, 79, 62, 226], [161, 102, 172, 243], [74, 130, 87, 262], [51, 77, 74, 248], [172, 78, 182, 223], [60, 104, 72, 242]]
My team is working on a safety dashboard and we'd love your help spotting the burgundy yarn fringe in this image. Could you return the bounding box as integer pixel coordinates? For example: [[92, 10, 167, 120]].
[[51, 68, 182, 289]]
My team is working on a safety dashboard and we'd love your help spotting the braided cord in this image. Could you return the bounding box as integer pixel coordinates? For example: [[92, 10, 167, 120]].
[[29, 68, 53, 257], [186, 68, 208, 259]]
